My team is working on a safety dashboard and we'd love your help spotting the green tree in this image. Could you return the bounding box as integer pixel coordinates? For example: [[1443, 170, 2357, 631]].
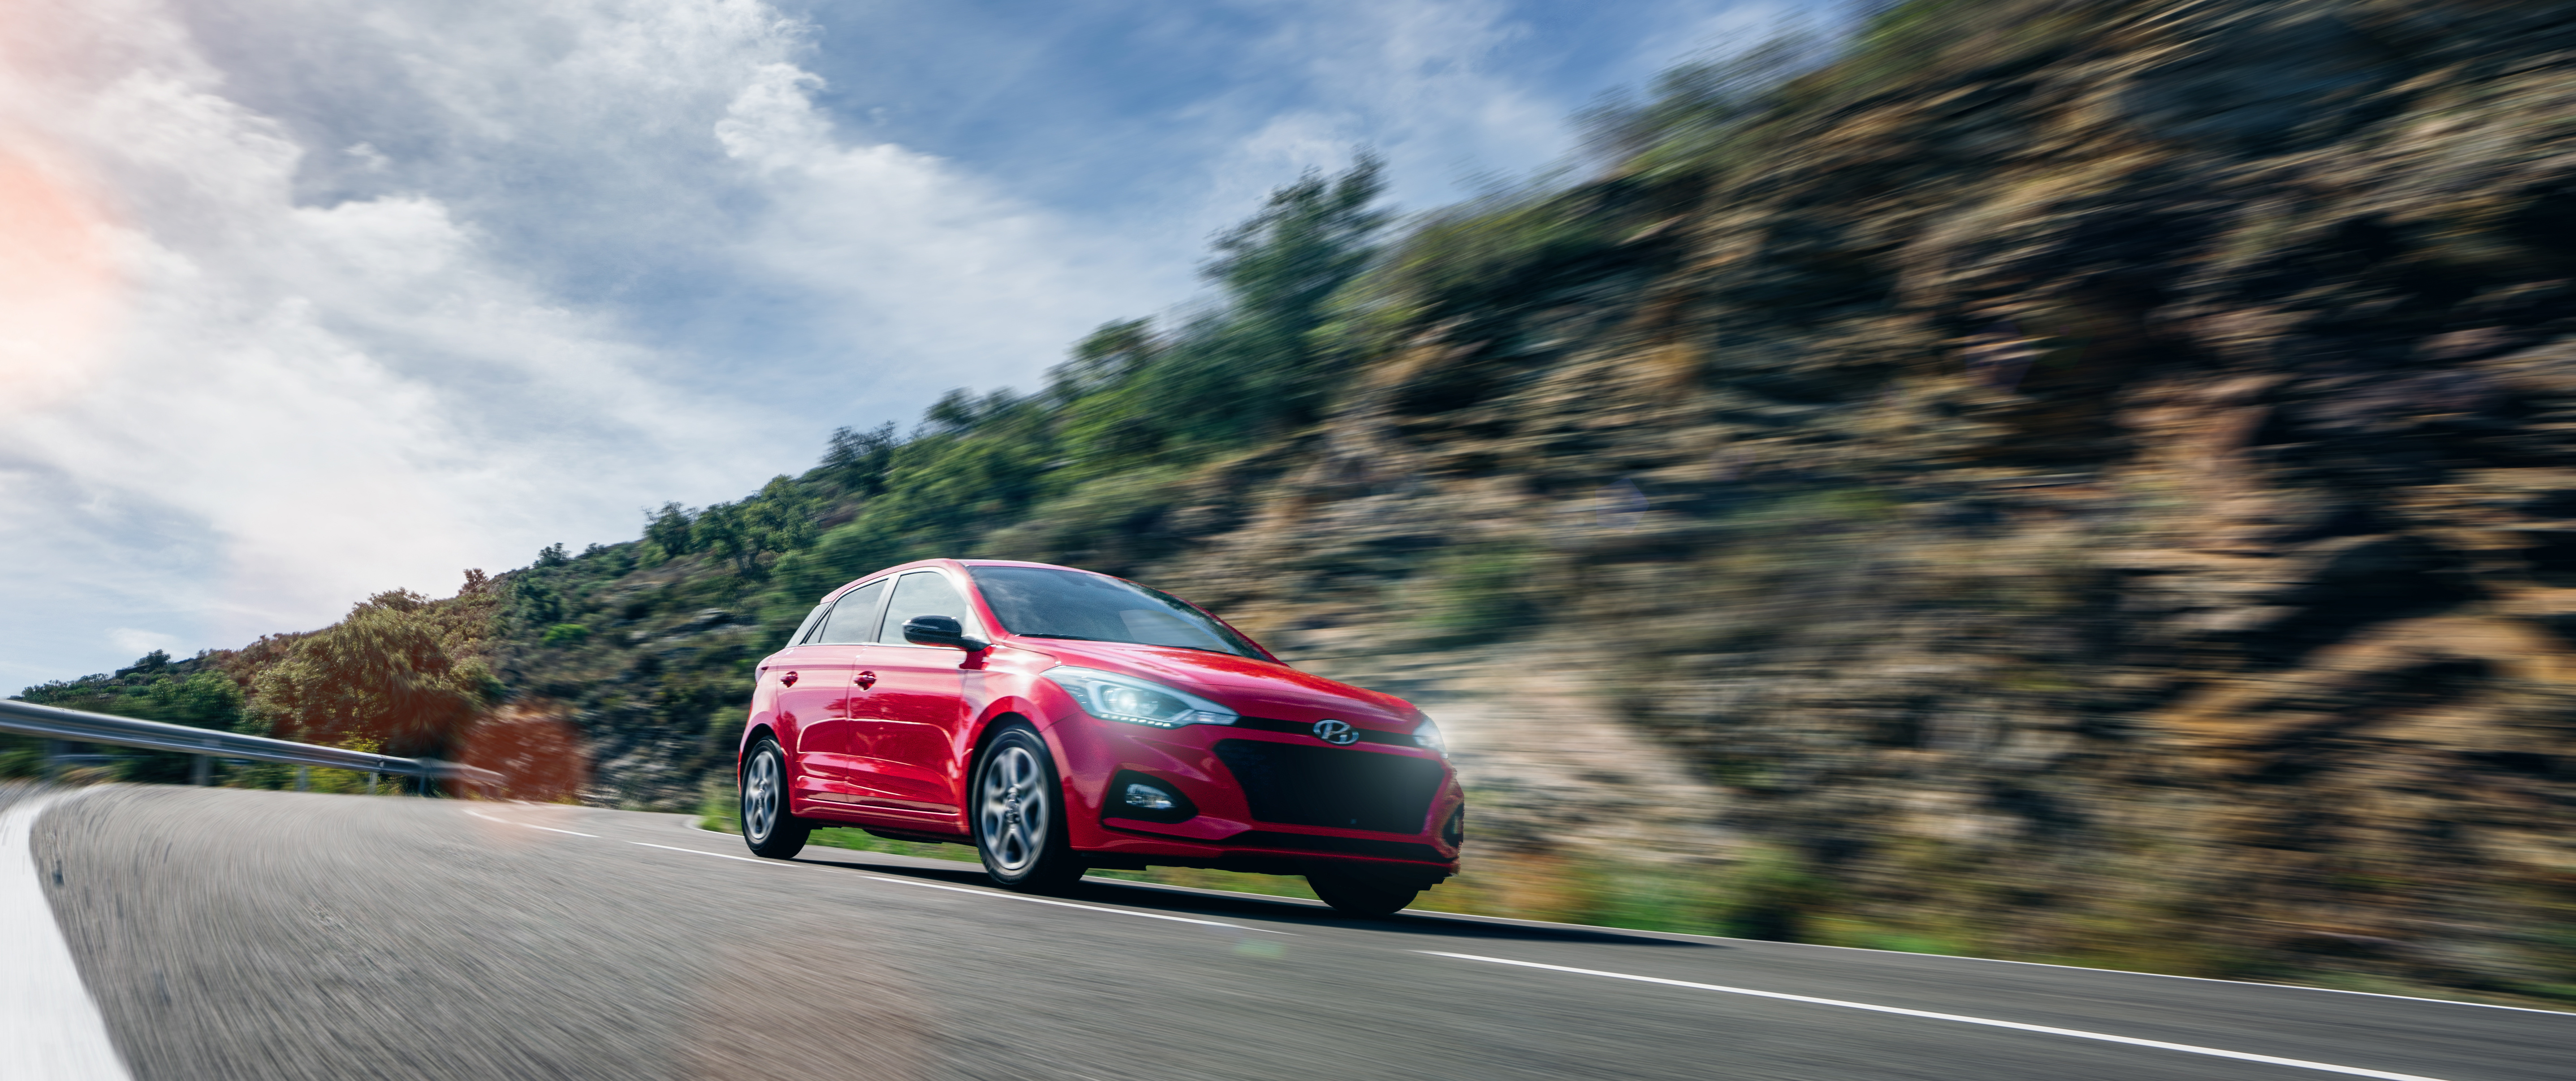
[[1048, 318, 1159, 400], [510, 572, 564, 626], [922, 389, 981, 435], [749, 477, 815, 543], [250, 590, 495, 756], [822, 423, 899, 495], [1205, 153, 1391, 343], [643, 502, 694, 560], [692, 501, 748, 573], [1167, 154, 1392, 439]]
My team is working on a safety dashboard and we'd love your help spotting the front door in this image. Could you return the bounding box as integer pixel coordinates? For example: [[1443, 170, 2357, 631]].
[[848, 569, 977, 813]]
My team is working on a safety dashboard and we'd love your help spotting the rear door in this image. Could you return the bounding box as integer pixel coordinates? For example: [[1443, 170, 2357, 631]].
[[788, 578, 887, 791], [847, 569, 979, 813]]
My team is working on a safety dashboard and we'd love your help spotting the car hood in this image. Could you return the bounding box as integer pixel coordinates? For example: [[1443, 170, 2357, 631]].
[[1012, 638, 1421, 731]]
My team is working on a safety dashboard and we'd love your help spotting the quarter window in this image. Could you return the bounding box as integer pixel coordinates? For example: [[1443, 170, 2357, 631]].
[[790, 602, 831, 645]]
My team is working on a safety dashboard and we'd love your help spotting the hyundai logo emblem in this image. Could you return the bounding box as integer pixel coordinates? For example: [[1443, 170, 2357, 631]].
[[1312, 719, 1359, 746]]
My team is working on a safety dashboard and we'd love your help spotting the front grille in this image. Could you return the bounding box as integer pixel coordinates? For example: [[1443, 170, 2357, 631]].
[[1211, 739, 1444, 834]]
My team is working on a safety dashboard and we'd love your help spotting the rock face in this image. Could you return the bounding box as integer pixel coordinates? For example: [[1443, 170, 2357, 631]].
[[1093, 0, 2576, 992]]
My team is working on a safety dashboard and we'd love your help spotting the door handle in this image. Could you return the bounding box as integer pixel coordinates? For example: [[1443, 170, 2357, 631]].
[[855, 671, 877, 690], [780, 671, 798, 686]]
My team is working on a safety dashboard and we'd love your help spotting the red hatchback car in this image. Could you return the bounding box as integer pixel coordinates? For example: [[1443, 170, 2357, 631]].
[[736, 558, 1464, 915]]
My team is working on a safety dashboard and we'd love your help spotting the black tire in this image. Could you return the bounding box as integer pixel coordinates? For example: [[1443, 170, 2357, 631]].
[[1306, 864, 1423, 918], [972, 725, 1083, 891], [741, 737, 811, 859]]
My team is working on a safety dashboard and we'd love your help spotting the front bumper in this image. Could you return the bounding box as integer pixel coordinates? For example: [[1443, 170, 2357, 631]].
[[1044, 710, 1464, 879]]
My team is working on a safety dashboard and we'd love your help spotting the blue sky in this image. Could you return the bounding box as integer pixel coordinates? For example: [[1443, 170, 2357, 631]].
[[0, 0, 1824, 686]]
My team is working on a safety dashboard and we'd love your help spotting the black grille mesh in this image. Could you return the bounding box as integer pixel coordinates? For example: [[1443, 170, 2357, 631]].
[[1212, 739, 1444, 834]]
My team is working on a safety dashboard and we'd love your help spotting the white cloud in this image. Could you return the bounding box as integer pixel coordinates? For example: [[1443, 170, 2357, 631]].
[[0, 0, 1172, 680], [711, 63, 1173, 405], [1, 39, 755, 648], [1183, 0, 1572, 226], [107, 628, 180, 657]]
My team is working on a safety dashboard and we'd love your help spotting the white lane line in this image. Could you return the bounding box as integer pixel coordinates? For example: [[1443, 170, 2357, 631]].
[[1421, 952, 2453, 1081], [629, 841, 779, 864], [1, 791, 135, 1081], [853, 873, 1286, 933], [462, 807, 597, 837], [1753, 938, 2576, 1018]]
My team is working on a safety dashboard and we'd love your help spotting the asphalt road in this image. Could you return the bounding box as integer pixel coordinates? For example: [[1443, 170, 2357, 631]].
[[13, 784, 2569, 1081]]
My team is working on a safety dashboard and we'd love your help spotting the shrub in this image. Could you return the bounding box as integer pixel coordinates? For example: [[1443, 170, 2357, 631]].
[[1414, 543, 1546, 644]]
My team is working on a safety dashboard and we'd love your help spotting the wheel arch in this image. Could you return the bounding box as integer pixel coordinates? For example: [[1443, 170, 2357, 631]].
[[967, 709, 1041, 768], [741, 721, 780, 775]]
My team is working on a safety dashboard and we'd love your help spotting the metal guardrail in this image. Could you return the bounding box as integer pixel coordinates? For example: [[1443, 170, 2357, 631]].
[[0, 698, 503, 791]]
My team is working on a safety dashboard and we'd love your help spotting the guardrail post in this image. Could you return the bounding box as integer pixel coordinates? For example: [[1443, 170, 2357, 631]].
[[295, 764, 309, 792], [192, 740, 213, 786], [44, 739, 64, 783], [367, 770, 378, 795]]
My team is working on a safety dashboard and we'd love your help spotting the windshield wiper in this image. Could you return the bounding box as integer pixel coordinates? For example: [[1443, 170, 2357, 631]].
[[1018, 634, 1112, 642]]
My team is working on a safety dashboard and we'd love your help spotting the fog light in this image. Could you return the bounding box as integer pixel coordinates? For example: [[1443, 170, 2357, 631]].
[[1105, 770, 1197, 824]]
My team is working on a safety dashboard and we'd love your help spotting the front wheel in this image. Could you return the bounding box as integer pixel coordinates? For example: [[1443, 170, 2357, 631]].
[[741, 737, 811, 858], [973, 726, 1083, 891], [1306, 864, 1422, 917]]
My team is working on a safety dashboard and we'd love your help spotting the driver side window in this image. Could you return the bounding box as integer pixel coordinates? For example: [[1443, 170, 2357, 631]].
[[876, 571, 970, 643]]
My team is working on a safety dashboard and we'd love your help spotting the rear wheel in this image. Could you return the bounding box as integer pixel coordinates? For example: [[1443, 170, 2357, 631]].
[[973, 726, 1083, 891], [740, 737, 810, 859], [1306, 864, 1422, 917]]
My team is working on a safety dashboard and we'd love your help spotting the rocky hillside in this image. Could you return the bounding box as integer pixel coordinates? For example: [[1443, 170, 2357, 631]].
[[1037, 0, 2576, 996], [24, 0, 2576, 1001]]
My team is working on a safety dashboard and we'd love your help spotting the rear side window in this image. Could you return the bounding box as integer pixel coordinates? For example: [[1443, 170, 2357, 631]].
[[876, 571, 970, 643], [814, 580, 887, 644]]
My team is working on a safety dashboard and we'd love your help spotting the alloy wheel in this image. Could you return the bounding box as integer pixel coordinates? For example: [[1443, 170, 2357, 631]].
[[977, 743, 1049, 874], [743, 748, 781, 843]]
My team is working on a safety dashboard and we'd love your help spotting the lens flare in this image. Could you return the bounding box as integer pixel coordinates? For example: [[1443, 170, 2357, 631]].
[[0, 139, 116, 411]]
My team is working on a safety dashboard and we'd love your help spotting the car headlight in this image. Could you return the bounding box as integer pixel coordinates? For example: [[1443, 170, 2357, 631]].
[[1413, 716, 1447, 756], [1046, 666, 1239, 729]]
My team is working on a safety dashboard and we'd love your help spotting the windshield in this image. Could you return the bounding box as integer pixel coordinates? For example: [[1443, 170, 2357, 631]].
[[968, 566, 1264, 659]]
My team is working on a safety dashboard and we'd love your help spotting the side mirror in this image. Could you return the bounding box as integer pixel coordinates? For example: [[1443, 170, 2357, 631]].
[[902, 614, 988, 652]]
